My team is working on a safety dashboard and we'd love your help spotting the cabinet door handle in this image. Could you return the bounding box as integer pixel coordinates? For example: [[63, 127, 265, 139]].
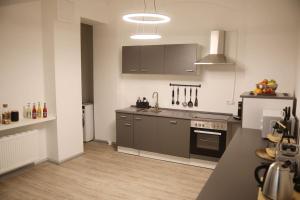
[[129, 69, 137, 72], [120, 115, 127, 118], [170, 121, 177, 124], [198, 139, 210, 142], [124, 123, 132, 127], [194, 130, 222, 136], [141, 69, 149, 72], [185, 69, 194, 72], [135, 117, 142, 120]]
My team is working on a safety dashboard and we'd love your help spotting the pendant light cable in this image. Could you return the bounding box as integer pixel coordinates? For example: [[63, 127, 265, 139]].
[[144, 0, 147, 12], [128, 0, 165, 40], [143, 0, 146, 23]]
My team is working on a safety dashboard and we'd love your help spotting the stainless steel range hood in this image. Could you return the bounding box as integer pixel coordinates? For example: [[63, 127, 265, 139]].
[[195, 30, 234, 65]]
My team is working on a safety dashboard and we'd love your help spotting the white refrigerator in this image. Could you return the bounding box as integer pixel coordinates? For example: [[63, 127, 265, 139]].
[[82, 103, 94, 142]]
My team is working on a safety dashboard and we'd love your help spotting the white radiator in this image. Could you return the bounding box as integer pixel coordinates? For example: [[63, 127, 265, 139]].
[[0, 130, 39, 175]]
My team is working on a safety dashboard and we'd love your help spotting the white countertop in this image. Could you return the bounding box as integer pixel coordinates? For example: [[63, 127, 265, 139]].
[[0, 115, 56, 132]]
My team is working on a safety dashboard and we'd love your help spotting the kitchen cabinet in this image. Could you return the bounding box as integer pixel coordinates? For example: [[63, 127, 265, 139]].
[[164, 44, 197, 75], [227, 122, 241, 146], [116, 113, 133, 121], [122, 44, 198, 75], [133, 115, 158, 152], [140, 45, 164, 74], [116, 113, 134, 148], [116, 112, 191, 158], [157, 117, 190, 158], [122, 46, 140, 73]]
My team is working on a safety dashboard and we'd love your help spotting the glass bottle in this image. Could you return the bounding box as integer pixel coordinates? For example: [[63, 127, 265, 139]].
[[43, 103, 47, 118], [23, 105, 26, 118], [26, 103, 32, 119], [26, 103, 31, 119], [32, 103, 37, 119], [37, 102, 42, 118], [0, 105, 2, 124], [2, 104, 11, 124]]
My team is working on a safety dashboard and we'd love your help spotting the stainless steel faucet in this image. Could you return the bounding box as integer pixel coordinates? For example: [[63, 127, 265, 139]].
[[152, 92, 159, 111]]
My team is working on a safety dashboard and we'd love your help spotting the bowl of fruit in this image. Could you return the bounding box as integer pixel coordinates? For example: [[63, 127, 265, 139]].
[[254, 79, 278, 95]]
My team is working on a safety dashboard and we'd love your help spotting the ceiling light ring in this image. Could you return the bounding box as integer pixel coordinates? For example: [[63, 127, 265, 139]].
[[130, 34, 162, 40], [123, 13, 170, 24]]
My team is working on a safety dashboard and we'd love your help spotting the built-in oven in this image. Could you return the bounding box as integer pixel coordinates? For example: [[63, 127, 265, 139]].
[[190, 120, 227, 158]]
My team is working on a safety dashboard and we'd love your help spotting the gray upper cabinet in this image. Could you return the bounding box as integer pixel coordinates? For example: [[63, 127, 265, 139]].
[[122, 44, 198, 75], [157, 117, 190, 158], [164, 44, 197, 75], [122, 46, 140, 73], [140, 45, 164, 74], [133, 115, 157, 152]]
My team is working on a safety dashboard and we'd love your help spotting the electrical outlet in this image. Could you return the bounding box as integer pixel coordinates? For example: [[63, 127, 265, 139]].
[[226, 100, 235, 105]]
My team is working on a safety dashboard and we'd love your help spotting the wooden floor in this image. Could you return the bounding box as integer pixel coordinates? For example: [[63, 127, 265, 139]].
[[0, 142, 212, 200]]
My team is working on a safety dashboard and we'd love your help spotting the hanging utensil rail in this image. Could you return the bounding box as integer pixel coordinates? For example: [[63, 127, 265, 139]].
[[169, 83, 201, 88]]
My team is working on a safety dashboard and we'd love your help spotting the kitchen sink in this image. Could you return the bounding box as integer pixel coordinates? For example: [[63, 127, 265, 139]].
[[136, 108, 162, 113], [150, 108, 162, 113]]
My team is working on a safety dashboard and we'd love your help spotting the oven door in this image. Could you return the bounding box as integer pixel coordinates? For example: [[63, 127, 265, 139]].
[[190, 128, 226, 158]]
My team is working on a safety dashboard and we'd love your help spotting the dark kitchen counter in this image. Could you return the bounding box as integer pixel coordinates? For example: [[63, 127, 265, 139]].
[[240, 91, 294, 100], [116, 107, 232, 122], [197, 128, 266, 200]]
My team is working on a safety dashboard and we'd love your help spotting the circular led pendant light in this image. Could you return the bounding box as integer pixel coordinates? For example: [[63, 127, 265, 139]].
[[125, 0, 167, 40], [130, 34, 162, 40], [122, 0, 170, 25], [123, 13, 170, 24]]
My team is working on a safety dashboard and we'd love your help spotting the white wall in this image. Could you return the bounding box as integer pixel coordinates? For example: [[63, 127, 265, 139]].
[[0, 0, 111, 163], [296, 29, 300, 118], [0, 0, 110, 163], [94, 0, 300, 142], [0, 0, 48, 161], [0, 0, 45, 113], [53, 19, 84, 161], [76, 0, 109, 24], [46, 0, 110, 161]]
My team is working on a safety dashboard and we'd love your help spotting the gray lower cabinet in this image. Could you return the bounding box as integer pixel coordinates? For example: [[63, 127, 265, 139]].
[[116, 112, 191, 158], [164, 44, 197, 75], [133, 115, 158, 152], [157, 117, 190, 158], [116, 113, 134, 148]]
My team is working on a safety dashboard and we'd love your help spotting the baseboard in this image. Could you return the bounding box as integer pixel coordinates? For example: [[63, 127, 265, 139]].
[[93, 139, 109, 144], [117, 146, 139, 156], [140, 150, 217, 169], [48, 152, 84, 164], [117, 146, 217, 169], [35, 158, 48, 165], [0, 163, 35, 180], [93, 139, 116, 146]]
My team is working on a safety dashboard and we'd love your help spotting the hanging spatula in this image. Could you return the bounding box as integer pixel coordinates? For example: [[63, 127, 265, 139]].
[[176, 87, 180, 105], [188, 87, 193, 107], [194, 88, 198, 107], [172, 87, 175, 105]]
